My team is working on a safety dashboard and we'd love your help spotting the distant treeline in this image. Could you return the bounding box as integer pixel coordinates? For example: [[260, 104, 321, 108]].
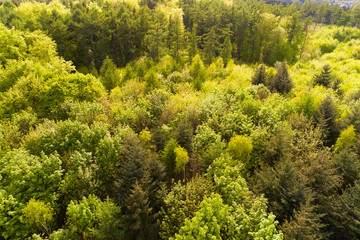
[[1, 0, 359, 70]]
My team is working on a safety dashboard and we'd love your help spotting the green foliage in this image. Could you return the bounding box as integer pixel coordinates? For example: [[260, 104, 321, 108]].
[[0, 190, 28, 239], [145, 69, 161, 93], [2, 1, 360, 239], [172, 193, 232, 240], [193, 124, 225, 166], [252, 64, 267, 86], [160, 176, 214, 239], [314, 96, 339, 147], [341, 180, 360, 238], [100, 56, 119, 91], [271, 61, 293, 95], [189, 55, 206, 90], [314, 64, 332, 87], [162, 139, 180, 177], [0, 149, 62, 203], [122, 182, 156, 240], [198, 155, 284, 239], [226, 135, 253, 165], [22, 198, 54, 236], [65, 195, 122, 239], [174, 146, 189, 175], [334, 124, 357, 152]]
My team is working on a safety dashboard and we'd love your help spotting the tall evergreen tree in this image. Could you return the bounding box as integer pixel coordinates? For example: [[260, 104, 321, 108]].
[[100, 56, 118, 91], [202, 26, 219, 64], [252, 64, 267, 85], [123, 182, 157, 240], [167, 12, 184, 63], [314, 64, 332, 87], [315, 96, 339, 147], [187, 24, 199, 63], [271, 61, 293, 95]]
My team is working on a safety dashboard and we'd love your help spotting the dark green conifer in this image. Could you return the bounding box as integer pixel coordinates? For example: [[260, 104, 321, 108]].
[[271, 61, 293, 95], [315, 96, 339, 147], [314, 64, 332, 87], [252, 64, 267, 85]]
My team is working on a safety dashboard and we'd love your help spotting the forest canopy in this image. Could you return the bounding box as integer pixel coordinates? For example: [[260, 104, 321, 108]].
[[1, 0, 360, 239]]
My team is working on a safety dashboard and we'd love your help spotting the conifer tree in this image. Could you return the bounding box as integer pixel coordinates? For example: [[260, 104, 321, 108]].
[[100, 56, 118, 91], [202, 26, 219, 64], [167, 13, 184, 63], [315, 96, 339, 147], [252, 64, 267, 85], [123, 182, 157, 240], [221, 36, 232, 67], [314, 64, 332, 87], [187, 24, 199, 63], [271, 61, 293, 95]]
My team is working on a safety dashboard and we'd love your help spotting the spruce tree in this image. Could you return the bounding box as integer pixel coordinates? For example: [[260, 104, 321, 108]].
[[272, 61, 293, 95], [123, 182, 157, 240], [315, 96, 339, 147], [314, 64, 332, 87], [252, 64, 267, 85]]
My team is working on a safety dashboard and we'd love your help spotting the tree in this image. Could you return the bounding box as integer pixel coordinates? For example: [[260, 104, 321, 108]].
[[65, 195, 122, 239], [314, 96, 339, 147], [174, 146, 189, 176], [341, 180, 360, 239], [314, 64, 332, 87], [334, 125, 357, 153], [159, 176, 214, 239], [167, 12, 184, 63], [172, 194, 232, 240], [226, 135, 253, 173], [202, 26, 219, 64], [123, 182, 157, 240], [0, 149, 63, 203], [185, 154, 285, 239], [252, 64, 267, 85], [144, 70, 161, 93], [161, 139, 180, 177], [221, 35, 232, 67], [189, 54, 206, 90], [21, 199, 54, 236], [187, 24, 199, 63], [145, 12, 167, 62], [271, 61, 293, 95], [100, 56, 119, 91]]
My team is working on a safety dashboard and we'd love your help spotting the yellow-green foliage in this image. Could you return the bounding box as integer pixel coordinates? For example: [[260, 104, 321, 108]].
[[174, 146, 189, 174], [334, 125, 357, 152], [21, 198, 53, 234], [293, 26, 360, 101], [226, 135, 253, 165]]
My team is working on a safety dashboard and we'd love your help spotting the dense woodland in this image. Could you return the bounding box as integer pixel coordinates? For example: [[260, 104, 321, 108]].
[[2, 0, 360, 239]]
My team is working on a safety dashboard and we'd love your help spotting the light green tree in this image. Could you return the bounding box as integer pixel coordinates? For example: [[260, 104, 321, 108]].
[[174, 146, 189, 176], [21, 198, 54, 236]]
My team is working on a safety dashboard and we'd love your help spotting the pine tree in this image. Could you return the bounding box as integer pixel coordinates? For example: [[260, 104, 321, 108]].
[[271, 61, 293, 95], [252, 64, 267, 85], [202, 26, 219, 64], [220, 24, 233, 66], [187, 24, 199, 63], [221, 36, 232, 67], [314, 64, 332, 87], [167, 13, 184, 63]]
